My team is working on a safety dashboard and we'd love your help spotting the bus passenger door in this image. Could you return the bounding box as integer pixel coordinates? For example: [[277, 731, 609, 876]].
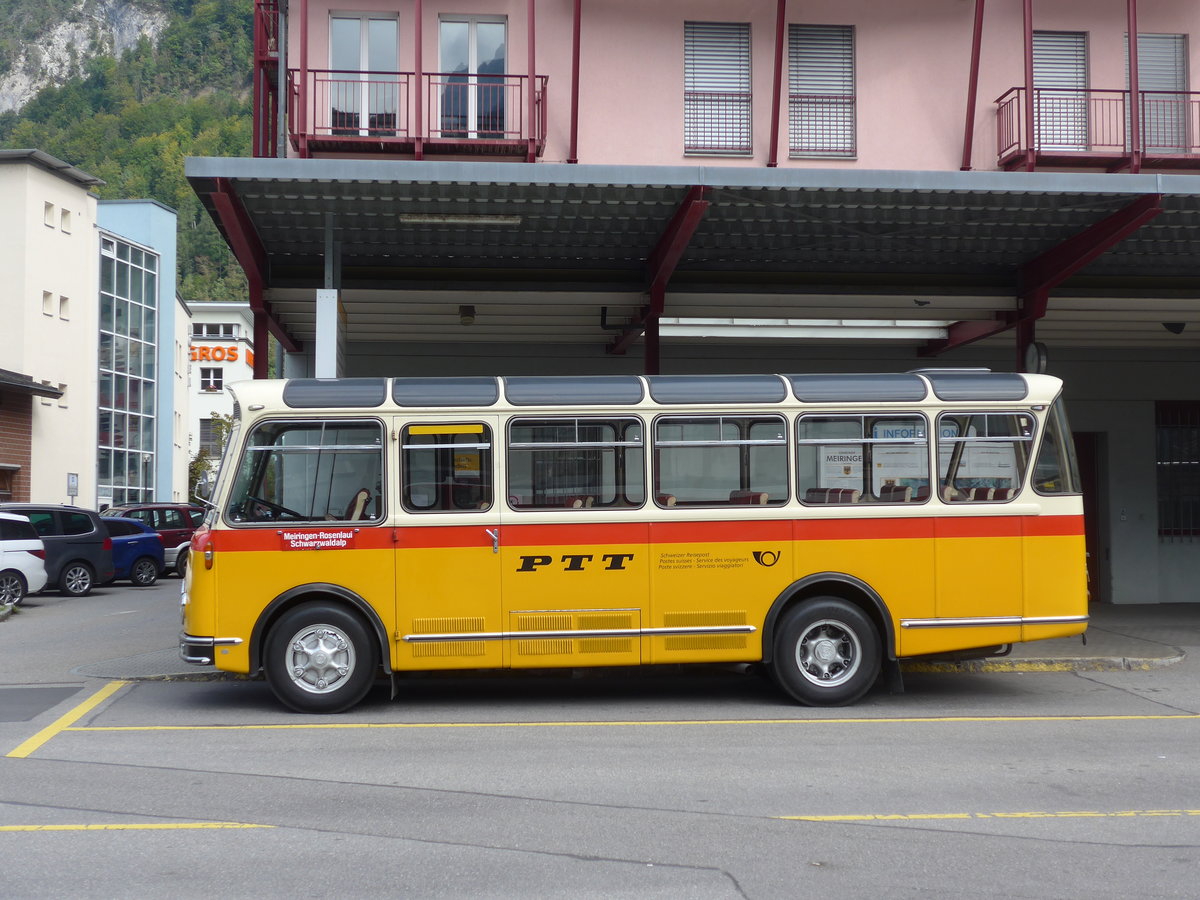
[[392, 419, 503, 671]]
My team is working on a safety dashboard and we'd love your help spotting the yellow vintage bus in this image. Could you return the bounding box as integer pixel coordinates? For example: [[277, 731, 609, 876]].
[[180, 370, 1087, 713]]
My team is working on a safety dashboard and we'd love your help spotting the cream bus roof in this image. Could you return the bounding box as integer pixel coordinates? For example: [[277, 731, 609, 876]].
[[227, 371, 1064, 415]]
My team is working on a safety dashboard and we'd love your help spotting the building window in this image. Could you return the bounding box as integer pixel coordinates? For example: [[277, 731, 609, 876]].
[[44, 202, 55, 227], [98, 235, 159, 507], [192, 323, 237, 338], [42, 291, 53, 316], [329, 14, 400, 136], [60, 209, 72, 233], [58, 295, 69, 320], [1130, 33, 1188, 154], [1157, 402, 1200, 539], [438, 16, 507, 139], [200, 368, 223, 392], [199, 418, 219, 456], [684, 21, 752, 155], [789, 24, 855, 158]]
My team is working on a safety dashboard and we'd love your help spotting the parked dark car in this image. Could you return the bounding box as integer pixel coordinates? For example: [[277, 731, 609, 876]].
[[0, 504, 114, 596], [102, 517, 165, 586], [101, 503, 205, 577]]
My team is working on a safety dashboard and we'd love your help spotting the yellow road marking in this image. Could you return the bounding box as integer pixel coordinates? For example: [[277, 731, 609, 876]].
[[780, 809, 1200, 821], [0, 822, 272, 832], [57, 712, 1200, 733], [7, 681, 129, 759]]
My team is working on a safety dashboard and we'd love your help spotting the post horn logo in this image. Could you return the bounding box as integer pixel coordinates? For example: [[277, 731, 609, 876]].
[[752, 550, 781, 567]]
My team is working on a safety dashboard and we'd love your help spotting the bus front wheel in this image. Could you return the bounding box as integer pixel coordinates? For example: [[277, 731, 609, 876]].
[[264, 602, 378, 713], [772, 598, 881, 706]]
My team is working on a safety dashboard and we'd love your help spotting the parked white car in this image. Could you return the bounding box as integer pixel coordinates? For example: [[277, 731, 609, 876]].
[[0, 511, 48, 605]]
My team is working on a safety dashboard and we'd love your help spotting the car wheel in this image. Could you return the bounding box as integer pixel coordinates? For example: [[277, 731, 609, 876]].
[[130, 557, 159, 586], [772, 597, 881, 706], [175, 551, 188, 578], [60, 562, 95, 597], [264, 602, 378, 714], [0, 570, 27, 606]]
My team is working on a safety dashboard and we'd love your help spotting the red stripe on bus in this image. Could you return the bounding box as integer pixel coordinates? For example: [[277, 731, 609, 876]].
[[209, 514, 1083, 552]]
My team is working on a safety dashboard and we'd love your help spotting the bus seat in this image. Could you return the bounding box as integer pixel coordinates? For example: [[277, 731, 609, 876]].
[[344, 488, 371, 520], [729, 490, 768, 504], [968, 487, 994, 501], [562, 496, 594, 508], [656, 494, 677, 507], [878, 484, 912, 502], [913, 485, 930, 502], [992, 488, 1013, 501], [804, 488, 861, 504]]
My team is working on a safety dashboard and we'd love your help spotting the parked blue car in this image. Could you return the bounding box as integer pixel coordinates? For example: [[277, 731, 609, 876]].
[[102, 517, 164, 586]]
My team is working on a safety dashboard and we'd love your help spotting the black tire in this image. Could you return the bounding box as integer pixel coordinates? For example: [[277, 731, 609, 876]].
[[264, 602, 378, 714], [772, 597, 881, 706], [175, 551, 188, 579], [130, 557, 159, 586], [59, 562, 94, 597], [0, 570, 27, 606]]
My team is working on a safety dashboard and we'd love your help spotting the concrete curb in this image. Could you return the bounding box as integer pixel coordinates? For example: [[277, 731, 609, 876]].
[[0, 603, 14, 623], [902, 654, 1186, 674]]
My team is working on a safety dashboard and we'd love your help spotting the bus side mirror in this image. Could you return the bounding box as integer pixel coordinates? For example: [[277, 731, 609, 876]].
[[196, 471, 213, 501]]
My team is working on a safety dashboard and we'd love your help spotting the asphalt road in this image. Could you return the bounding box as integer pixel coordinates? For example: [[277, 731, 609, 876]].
[[2, 580, 1199, 899]]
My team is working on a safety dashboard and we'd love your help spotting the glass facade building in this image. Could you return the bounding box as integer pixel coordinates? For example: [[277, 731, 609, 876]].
[[97, 234, 159, 506]]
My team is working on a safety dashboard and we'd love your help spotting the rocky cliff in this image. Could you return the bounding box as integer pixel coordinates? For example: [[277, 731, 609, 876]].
[[0, 0, 169, 112]]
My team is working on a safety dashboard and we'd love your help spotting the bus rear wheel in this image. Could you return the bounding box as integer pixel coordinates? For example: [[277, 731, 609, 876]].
[[772, 598, 880, 706], [264, 602, 377, 713]]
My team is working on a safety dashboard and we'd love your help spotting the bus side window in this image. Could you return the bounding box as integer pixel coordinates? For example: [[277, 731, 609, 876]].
[[654, 415, 788, 507], [507, 417, 645, 510], [937, 412, 1034, 502], [797, 414, 928, 505], [401, 423, 493, 513]]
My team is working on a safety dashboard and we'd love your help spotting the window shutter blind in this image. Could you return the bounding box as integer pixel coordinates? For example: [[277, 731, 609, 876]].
[[788, 24, 855, 157], [1128, 33, 1187, 153], [1032, 31, 1088, 150], [684, 21, 752, 154]]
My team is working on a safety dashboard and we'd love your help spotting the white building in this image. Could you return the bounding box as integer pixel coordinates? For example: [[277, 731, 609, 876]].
[[0, 150, 180, 507], [187, 301, 254, 466]]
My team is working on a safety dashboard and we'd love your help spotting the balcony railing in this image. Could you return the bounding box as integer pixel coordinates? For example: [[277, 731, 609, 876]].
[[287, 69, 547, 158], [997, 87, 1200, 169]]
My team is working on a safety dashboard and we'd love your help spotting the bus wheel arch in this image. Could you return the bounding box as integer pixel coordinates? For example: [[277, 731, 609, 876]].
[[252, 584, 391, 712], [762, 574, 894, 706]]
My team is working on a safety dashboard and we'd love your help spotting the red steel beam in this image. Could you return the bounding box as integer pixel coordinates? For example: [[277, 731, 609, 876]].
[[209, 178, 301, 354], [568, 0, 580, 163], [1022, 0, 1035, 171], [527, 0, 537, 162], [767, 0, 785, 168], [1127, 0, 1142, 173], [960, 0, 986, 170], [922, 193, 1163, 356], [414, 0, 424, 160], [608, 186, 710, 357]]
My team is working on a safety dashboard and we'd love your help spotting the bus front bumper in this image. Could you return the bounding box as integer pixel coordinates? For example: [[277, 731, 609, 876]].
[[179, 633, 244, 666]]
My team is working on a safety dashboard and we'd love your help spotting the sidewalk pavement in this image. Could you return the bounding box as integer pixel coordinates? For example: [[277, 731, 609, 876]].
[[64, 603, 1199, 682]]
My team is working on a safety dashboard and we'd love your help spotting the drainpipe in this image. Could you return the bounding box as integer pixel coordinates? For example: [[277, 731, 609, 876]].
[[1022, 0, 1035, 171], [527, 0, 537, 162], [767, 0, 785, 167], [568, 0, 580, 163], [1127, 0, 1141, 172], [299, 0, 309, 157], [414, 0, 423, 159], [960, 0, 985, 170]]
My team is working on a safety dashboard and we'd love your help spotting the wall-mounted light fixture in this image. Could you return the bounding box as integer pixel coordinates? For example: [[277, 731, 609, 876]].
[[1163, 322, 1186, 334], [459, 305, 476, 326]]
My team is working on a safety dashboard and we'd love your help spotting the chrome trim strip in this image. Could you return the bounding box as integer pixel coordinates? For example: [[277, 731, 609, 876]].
[[179, 632, 245, 647], [899, 615, 1089, 629], [402, 625, 756, 643]]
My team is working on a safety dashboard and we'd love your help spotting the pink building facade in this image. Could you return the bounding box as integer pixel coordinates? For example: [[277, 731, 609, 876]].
[[190, 2, 1200, 607], [257, 0, 1200, 173]]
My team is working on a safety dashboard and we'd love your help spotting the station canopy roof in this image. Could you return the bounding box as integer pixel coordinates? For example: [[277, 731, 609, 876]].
[[186, 158, 1200, 352]]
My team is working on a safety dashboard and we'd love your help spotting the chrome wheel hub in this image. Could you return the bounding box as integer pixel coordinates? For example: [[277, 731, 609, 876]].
[[796, 619, 861, 687], [284, 624, 355, 694]]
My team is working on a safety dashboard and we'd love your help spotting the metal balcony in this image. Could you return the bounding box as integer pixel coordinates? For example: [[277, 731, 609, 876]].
[[997, 87, 1200, 171], [286, 69, 547, 160]]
